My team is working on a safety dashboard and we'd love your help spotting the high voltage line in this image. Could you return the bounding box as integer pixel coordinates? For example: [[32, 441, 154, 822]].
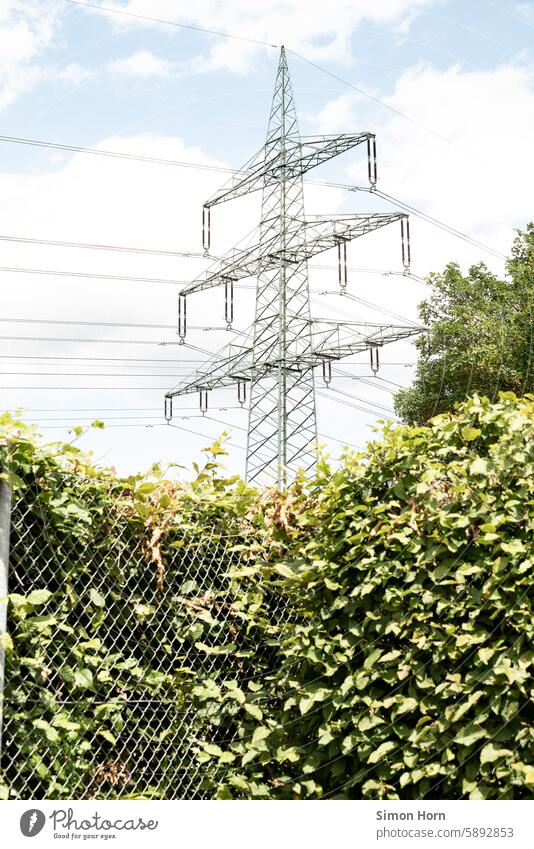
[[0, 144, 505, 259], [5, 12, 503, 473], [159, 48, 420, 484], [0, 233, 209, 258], [63, 0, 279, 47], [62, 0, 486, 161]]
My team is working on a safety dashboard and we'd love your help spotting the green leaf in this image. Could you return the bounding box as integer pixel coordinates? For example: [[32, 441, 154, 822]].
[[461, 427, 481, 442], [480, 744, 513, 765], [244, 703, 263, 721], [252, 727, 271, 745], [455, 724, 487, 747], [194, 642, 237, 655], [216, 785, 233, 799], [363, 648, 382, 670], [98, 729, 117, 745], [368, 741, 396, 764], [34, 719, 60, 743], [299, 696, 314, 715], [74, 668, 94, 690], [27, 589, 52, 606], [0, 632, 13, 652], [89, 588, 105, 608], [202, 743, 223, 757]]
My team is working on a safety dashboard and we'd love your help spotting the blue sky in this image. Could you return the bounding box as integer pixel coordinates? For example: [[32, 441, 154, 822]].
[[1, 0, 533, 479]]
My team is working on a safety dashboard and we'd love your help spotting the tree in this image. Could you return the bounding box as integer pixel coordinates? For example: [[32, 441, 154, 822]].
[[394, 223, 534, 424]]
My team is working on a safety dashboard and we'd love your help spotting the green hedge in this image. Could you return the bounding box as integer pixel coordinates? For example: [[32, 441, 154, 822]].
[[1, 394, 533, 800], [194, 393, 534, 799], [0, 420, 263, 799]]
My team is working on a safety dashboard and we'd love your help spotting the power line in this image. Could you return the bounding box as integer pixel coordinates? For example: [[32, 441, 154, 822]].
[[0, 211, 504, 266], [286, 49, 482, 161], [5, 406, 241, 412], [0, 234, 213, 259], [0, 265, 194, 286], [331, 368, 397, 394], [0, 316, 247, 334], [319, 385, 395, 415], [370, 189, 507, 260], [316, 290, 420, 325], [0, 334, 184, 346], [316, 390, 394, 420], [63, 0, 279, 49], [0, 133, 376, 197], [1, 372, 235, 378], [0, 261, 419, 287], [0, 128, 503, 261], [8, 407, 365, 449], [481, 0, 534, 31], [63, 0, 483, 162], [0, 354, 415, 367], [0, 134, 239, 173], [0, 386, 192, 390]]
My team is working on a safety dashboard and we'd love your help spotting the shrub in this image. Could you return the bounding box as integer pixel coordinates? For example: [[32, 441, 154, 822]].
[[196, 394, 534, 799]]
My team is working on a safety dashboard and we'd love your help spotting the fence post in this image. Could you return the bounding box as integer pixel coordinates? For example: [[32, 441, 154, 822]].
[[0, 465, 12, 759]]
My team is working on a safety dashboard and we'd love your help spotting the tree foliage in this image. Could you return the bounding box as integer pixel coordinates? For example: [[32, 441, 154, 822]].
[[394, 225, 534, 424]]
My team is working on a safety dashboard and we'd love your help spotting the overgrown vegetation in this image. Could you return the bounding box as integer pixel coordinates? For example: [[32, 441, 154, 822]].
[[1, 394, 533, 800], [0, 416, 264, 800], [194, 393, 534, 799], [394, 225, 534, 424]]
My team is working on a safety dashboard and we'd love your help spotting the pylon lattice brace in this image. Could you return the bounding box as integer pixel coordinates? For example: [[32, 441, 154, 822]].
[[165, 48, 422, 487], [248, 48, 315, 485]]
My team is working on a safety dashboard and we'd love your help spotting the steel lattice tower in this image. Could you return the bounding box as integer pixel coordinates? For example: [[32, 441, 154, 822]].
[[248, 48, 316, 482], [165, 47, 422, 488]]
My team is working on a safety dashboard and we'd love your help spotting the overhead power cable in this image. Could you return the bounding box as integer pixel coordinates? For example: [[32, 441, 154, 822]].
[[316, 390, 394, 420], [0, 133, 379, 197], [0, 134, 239, 173], [0, 234, 212, 259], [0, 316, 247, 334], [63, 0, 481, 161], [286, 49, 481, 162], [0, 264, 193, 286], [63, 0, 279, 48], [369, 189, 507, 260], [319, 385, 395, 415]]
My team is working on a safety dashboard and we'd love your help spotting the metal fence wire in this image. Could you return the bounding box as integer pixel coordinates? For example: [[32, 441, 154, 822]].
[[0, 451, 287, 800]]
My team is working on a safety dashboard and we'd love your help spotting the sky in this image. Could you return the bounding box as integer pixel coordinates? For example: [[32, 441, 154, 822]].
[[0, 0, 533, 481]]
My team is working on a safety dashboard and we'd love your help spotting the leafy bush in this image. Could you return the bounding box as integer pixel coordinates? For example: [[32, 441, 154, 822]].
[[1, 395, 533, 800], [195, 394, 534, 799], [0, 417, 262, 799]]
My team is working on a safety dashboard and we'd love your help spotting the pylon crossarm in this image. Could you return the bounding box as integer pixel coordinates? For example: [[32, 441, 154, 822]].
[[167, 48, 418, 485], [204, 145, 270, 209], [165, 345, 254, 398], [296, 133, 372, 172], [310, 319, 423, 358], [181, 213, 406, 298], [204, 132, 373, 210]]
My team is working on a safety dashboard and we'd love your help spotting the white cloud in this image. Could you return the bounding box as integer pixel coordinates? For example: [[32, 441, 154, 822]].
[[54, 62, 96, 84], [0, 126, 412, 475], [310, 92, 368, 134], [0, 0, 60, 110], [108, 49, 176, 79], [308, 62, 534, 277], [90, 0, 438, 73]]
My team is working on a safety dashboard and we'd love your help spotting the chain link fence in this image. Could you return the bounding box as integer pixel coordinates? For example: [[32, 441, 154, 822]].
[[0, 443, 285, 800]]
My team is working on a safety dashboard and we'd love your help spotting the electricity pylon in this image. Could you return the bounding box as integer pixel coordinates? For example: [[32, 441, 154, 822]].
[[165, 47, 421, 487]]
